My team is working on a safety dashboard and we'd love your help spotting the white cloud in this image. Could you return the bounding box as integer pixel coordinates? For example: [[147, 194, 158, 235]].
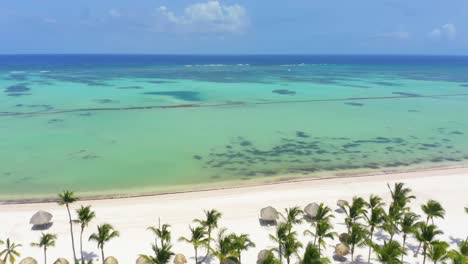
[[108, 8, 122, 18], [371, 31, 410, 40], [154, 1, 249, 34], [428, 23, 457, 40]]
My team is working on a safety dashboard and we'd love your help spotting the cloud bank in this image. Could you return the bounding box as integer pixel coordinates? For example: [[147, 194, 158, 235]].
[[154, 1, 249, 34]]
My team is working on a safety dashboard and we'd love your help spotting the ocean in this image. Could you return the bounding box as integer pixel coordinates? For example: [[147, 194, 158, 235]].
[[1, 55, 468, 200]]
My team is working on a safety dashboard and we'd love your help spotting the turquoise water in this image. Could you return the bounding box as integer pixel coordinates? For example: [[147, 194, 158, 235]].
[[1, 55, 468, 200]]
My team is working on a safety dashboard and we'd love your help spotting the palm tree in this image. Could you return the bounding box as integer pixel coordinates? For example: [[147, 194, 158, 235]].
[[422, 200, 445, 224], [387, 182, 415, 210], [447, 241, 468, 264], [148, 223, 171, 248], [399, 212, 420, 263], [307, 204, 335, 245], [414, 223, 443, 264], [141, 243, 174, 264], [210, 228, 237, 264], [372, 240, 404, 264], [301, 244, 330, 264], [74, 205, 96, 263], [178, 225, 208, 264], [31, 233, 57, 264], [89, 224, 120, 264], [281, 206, 304, 227], [304, 221, 336, 252], [428, 241, 449, 264], [194, 209, 222, 260], [282, 231, 302, 264], [342, 197, 366, 233], [364, 194, 385, 263], [57, 191, 79, 262], [269, 222, 289, 262], [381, 204, 402, 242], [416, 200, 445, 257], [0, 238, 22, 264], [347, 223, 368, 263], [230, 233, 255, 264]]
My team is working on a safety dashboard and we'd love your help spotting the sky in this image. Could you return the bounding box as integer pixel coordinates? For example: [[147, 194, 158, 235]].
[[0, 0, 467, 55]]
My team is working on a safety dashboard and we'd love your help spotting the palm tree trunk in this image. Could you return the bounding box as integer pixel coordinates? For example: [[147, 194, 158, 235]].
[[101, 246, 105, 264], [278, 244, 282, 263], [351, 247, 355, 264], [422, 245, 427, 264], [66, 204, 77, 262], [368, 231, 374, 263], [80, 227, 84, 263], [238, 250, 242, 264], [287, 256, 290, 264], [44, 247, 47, 264], [194, 247, 198, 264], [401, 235, 406, 263]]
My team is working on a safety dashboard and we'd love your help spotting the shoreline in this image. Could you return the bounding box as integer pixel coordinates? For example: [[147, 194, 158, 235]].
[[2, 162, 468, 205]]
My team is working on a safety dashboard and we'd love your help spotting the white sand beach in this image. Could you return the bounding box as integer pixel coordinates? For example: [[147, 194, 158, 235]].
[[1, 167, 467, 263]]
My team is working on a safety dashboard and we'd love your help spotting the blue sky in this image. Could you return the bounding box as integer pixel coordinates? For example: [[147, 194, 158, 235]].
[[1, 0, 467, 54]]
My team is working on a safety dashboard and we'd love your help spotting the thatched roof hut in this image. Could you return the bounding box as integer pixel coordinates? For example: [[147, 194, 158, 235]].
[[53, 258, 69, 264], [104, 256, 119, 264], [173, 254, 187, 264], [19, 257, 38, 264]]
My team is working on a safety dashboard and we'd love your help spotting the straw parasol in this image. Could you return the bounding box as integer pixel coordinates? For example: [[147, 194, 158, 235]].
[[304, 203, 319, 219], [19, 257, 38, 264], [136, 256, 150, 264], [260, 206, 279, 222], [29, 210, 53, 225], [104, 256, 119, 264], [257, 249, 270, 262], [337, 200, 348, 208], [53, 258, 69, 264], [339, 233, 350, 243], [173, 254, 187, 264], [335, 243, 350, 257]]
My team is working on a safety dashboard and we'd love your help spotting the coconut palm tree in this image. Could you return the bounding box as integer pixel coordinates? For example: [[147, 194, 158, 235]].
[[178, 225, 208, 264], [399, 212, 420, 263], [148, 223, 171, 249], [347, 223, 368, 263], [387, 182, 415, 211], [141, 243, 174, 264], [88, 224, 120, 264], [194, 209, 222, 260], [281, 206, 304, 228], [0, 238, 22, 264], [372, 240, 404, 264], [428, 241, 450, 264], [269, 222, 289, 263], [381, 204, 403, 242], [447, 241, 468, 264], [414, 223, 443, 264], [74, 205, 96, 264], [422, 200, 445, 225], [315, 203, 334, 223], [282, 231, 302, 264], [31, 233, 57, 264], [230, 233, 255, 264], [364, 194, 385, 263], [58, 190, 79, 262], [342, 197, 366, 233], [304, 221, 336, 252], [210, 228, 237, 264], [301, 244, 330, 264]]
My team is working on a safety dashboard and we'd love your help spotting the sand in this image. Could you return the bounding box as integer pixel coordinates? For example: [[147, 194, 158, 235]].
[[0, 167, 467, 264]]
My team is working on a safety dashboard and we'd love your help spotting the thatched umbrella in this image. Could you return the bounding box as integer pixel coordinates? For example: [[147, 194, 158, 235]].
[[53, 258, 69, 264], [335, 243, 350, 257], [136, 256, 150, 264], [339, 233, 350, 243], [260, 206, 279, 222], [19, 257, 38, 264], [304, 203, 319, 219], [337, 200, 348, 208], [173, 254, 187, 264], [257, 249, 270, 262], [104, 256, 119, 264], [29, 210, 53, 225]]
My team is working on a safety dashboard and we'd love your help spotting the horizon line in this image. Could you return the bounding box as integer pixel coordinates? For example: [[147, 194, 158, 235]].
[[1, 53, 468, 57]]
